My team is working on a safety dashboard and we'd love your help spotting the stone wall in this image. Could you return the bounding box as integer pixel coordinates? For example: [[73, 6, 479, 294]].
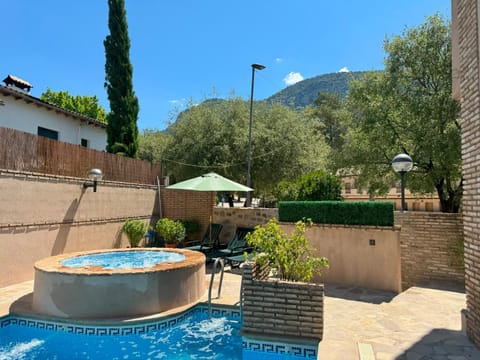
[[396, 212, 464, 289], [241, 262, 324, 341], [213, 207, 277, 245], [456, 0, 480, 347]]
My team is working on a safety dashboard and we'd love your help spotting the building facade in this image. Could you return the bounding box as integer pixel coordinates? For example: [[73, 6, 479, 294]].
[[0, 75, 107, 151], [454, 0, 480, 348]]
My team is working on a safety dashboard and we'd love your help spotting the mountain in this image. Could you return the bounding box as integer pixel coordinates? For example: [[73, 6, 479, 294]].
[[265, 71, 367, 109]]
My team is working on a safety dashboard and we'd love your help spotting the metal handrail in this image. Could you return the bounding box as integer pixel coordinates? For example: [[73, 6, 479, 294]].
[[208, 257, 224, 318]]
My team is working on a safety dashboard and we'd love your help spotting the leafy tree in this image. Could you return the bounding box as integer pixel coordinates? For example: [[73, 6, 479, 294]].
[[104, 0, 139, 157], [137, 129, 171, 163], [163, 97, 329, 198], [40, 88, 107, 122], [339, 14, 461, 212], [274, 170, 343, 201], [303, 92, 350, 171]]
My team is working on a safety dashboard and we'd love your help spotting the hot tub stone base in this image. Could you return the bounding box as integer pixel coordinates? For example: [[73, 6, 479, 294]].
[[32, 248, 206, 319]]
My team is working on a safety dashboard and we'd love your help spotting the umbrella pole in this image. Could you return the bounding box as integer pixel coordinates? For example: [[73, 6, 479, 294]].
[[210, 192, 213, 244]]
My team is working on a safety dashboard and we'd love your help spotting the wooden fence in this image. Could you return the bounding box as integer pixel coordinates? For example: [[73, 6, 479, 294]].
[[0, 127, 162, 185]]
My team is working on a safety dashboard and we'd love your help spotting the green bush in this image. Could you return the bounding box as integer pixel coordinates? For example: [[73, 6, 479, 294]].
[[246, 218, 329, 282], [123, 219, 148, 247], [278, 201, 394, 226], [156, 218, 186, 244], [273, 170, 342, 202]]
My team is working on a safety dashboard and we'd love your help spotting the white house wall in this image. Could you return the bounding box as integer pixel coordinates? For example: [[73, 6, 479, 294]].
[[0, 93, 106, 151]]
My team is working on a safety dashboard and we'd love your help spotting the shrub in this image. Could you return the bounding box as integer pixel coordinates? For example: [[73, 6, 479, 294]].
[[123, 219, 148, 247], [278, 201, 394, 226], [296, 170, 343, 201], [156, 218, 186, 244], [246, 218, 329, 282], [273, 170, 342, 202]]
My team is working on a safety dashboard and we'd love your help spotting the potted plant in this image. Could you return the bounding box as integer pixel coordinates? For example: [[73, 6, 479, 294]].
[[123, 219, 148, 248], [156, 218, 186, 248], [246, 218, 329, 282], [241, 218, 329, 341]]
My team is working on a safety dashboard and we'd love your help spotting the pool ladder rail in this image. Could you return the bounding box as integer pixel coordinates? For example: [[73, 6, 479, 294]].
[[208, 257, 224, 318]]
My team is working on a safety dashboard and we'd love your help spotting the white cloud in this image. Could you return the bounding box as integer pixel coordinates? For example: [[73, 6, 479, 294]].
[[275, 57, 283, 63], [338, 67, 350, 73], [283, 72, 304, 86]]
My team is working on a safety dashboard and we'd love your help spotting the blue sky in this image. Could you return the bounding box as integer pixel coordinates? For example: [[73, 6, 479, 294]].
[[4, 1, 451, 130]]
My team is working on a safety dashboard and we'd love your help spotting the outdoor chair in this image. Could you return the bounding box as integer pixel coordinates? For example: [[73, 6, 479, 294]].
[[185, 223, 223, 253], [225, 252, 255, 268], [206, 227, 254, 262]]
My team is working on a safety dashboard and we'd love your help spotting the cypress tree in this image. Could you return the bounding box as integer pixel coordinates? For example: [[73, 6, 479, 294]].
[[104, 0, 139, 157]]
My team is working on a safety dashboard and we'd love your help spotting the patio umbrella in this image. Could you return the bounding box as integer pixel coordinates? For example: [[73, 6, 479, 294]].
[[166, 172, 253, 192], [166, 172, 253, 243]]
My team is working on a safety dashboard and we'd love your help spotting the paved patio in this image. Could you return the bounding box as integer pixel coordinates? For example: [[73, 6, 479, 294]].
[[1, 267, 479, 360]]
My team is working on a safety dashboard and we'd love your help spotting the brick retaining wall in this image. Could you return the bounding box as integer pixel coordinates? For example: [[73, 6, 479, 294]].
[[396, 212, 464, 289], [241, 262, 324, 341]]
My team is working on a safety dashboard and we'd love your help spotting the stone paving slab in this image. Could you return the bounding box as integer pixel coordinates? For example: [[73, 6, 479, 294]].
[[1, 270, 480, 360]]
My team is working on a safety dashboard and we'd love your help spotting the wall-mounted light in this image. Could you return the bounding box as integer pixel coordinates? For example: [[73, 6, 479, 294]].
[[83, 168, 103, 192]]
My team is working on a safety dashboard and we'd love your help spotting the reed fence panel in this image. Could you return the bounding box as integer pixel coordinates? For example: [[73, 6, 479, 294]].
[[0, 127, 162, 185]]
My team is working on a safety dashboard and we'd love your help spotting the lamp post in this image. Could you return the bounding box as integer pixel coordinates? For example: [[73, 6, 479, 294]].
[[391, 154, 413, 212], [246, 63, 266, 207]]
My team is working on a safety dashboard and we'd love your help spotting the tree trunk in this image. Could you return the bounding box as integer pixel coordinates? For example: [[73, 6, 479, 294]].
[[435, 180, 462, 213]]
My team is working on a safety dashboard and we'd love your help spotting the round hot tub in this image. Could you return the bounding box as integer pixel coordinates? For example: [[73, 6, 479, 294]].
[[32, 248, 206, 319]]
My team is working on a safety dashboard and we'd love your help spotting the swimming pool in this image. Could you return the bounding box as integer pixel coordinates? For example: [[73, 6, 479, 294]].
[[0, 306, 318, 359]]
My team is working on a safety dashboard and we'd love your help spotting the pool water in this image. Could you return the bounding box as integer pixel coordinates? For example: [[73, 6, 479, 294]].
[[0, 307, 317, 359], [60, 250, 185, 270], [1, 310, 238, 359]]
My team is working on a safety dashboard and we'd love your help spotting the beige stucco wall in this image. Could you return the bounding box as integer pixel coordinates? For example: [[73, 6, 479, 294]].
[[0, 175, 157, 225], [280, 223, 402, 293], [0, 170, 214, 288]]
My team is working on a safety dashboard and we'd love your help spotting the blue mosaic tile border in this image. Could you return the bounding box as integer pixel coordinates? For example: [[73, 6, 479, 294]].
[[0, 305, 240, 336], [243, 337, 318, 359], [1, 306, 316, 358]]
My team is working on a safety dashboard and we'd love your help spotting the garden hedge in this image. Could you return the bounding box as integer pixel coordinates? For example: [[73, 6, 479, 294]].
[[278, 201, 394, 226]]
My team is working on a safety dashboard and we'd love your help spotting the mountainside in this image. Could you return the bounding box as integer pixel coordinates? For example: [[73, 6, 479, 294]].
[[266, 71, 367, 108]]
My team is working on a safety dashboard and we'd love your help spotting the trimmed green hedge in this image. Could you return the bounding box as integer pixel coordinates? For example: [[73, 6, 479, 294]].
[[278, 201, 394, 226]]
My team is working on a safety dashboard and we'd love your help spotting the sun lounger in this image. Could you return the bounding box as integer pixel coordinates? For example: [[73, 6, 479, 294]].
[[185, 223, 223, 253], [206, 227, 254, 262]]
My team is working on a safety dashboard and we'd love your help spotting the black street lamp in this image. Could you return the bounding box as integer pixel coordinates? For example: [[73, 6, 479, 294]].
[[391, 154, 413, 212], [246, 63, 266, 207]]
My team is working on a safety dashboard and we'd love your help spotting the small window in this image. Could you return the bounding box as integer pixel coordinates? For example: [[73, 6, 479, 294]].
[[81, 138, 89, 148], [37, 126, 58, 140]]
